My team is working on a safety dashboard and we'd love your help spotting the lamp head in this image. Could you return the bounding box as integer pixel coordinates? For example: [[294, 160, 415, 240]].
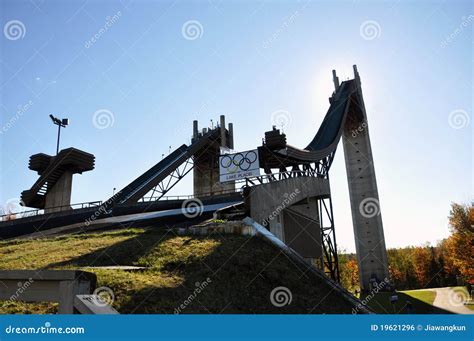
[[49, 114, 68, 126], [49, 114, 61, 125]]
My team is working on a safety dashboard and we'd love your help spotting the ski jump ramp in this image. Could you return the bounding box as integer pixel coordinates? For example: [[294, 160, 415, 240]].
[[254, 65, 389, 291], [4, 66, 388, 292]]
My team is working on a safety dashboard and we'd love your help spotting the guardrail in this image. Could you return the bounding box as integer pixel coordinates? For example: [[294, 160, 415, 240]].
[[138, 187, 244, 202], [0, 188, 244, 222], [244, 170, 324, 185], [0, 201, 102, 222], [0, 172, 319, 223]]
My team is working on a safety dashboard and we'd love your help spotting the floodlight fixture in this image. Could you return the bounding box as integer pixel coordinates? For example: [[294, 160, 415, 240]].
[[49, 114, 69, 154]]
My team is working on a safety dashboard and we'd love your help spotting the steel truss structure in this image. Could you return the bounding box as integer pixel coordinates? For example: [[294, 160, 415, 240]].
[[244, 154, 335, 186], [141, 158, 195, 202], [317, 195, 340, 282]]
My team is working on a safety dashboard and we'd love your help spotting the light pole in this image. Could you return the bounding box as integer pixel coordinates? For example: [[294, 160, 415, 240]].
[[49, 114, 69, 155]]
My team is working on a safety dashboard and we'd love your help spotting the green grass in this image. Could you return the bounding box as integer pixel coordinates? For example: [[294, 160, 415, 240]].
[[0, 226, 356, 314], [0, 229, 143, 270], [362, 289, 449, 314], [208, 219, 227, 224], [402, 289, 437, 305]]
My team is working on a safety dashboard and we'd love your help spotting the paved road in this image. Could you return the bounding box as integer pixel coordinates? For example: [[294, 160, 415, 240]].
[[432, 287, 474, 314]]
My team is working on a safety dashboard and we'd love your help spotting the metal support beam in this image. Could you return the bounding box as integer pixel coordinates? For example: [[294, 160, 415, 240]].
[[317, 195, 340, 282], [141, 158, 195, 202]]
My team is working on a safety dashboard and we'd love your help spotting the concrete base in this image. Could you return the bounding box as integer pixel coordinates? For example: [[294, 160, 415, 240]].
[[0, 270, 96, 314], [246, 177, 329, 259], [45, 171, 73, 213], [282, 198, 321, 258]]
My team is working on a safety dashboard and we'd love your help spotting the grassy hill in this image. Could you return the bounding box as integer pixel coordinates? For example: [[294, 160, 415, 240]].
[[363, 289, 449, 314], [0, 225, 357, 314]]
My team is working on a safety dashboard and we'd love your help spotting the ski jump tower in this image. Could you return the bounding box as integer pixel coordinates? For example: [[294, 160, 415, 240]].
[[340, 66, 389, 291], [245, 66, 389, 291], [192, 115, 235, 196]]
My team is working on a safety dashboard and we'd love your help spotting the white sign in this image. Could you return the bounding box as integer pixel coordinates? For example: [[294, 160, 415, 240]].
[[219, 149, 260, 183], [74, 295, 119, 314]]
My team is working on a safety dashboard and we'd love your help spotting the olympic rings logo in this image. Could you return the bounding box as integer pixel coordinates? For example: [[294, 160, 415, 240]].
[[220, 151, 258, 173]]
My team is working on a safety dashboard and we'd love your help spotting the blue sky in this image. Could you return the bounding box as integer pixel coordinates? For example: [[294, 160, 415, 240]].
[[0, 0, 472, 252]]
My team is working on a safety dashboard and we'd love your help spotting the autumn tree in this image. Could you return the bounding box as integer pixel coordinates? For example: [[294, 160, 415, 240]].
[[338, 251, 360, 293], [412, 246, 431, 287], [338, 202, 472, 291], [444, 203, 474, 281]]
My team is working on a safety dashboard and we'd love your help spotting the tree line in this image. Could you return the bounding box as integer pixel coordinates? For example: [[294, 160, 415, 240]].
[[339, 203, 473, 291]]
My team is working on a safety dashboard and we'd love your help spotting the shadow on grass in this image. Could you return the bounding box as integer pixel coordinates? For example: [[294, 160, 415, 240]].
[[363, 291, 450, 314], [47, 229, 175, 268], [113, 235, 357, 314], [44, 229, 361, 314]]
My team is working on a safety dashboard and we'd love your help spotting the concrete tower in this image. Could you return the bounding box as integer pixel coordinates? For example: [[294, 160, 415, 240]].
[[192, 115, 235, 197], [341, 65, 389, 291], [21, 148, 95, 213]]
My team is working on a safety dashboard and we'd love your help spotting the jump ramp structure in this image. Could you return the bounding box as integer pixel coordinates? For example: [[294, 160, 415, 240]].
[[99, 115, 235, 211], [5, 66, 388, 292], [245, 65, 389, 290], [98, 65, 388, 291]]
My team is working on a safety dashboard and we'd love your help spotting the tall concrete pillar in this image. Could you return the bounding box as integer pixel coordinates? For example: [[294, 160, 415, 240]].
[[332, 69, 340, 91], [193, 144, 229, 197], [44, 171, 73, 213], [341, 66, 389, 291], [193, 120, 199, 140], [193, 116, 235, 197], [220, 115, 226, 147], [228, 123, 234, 150]]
